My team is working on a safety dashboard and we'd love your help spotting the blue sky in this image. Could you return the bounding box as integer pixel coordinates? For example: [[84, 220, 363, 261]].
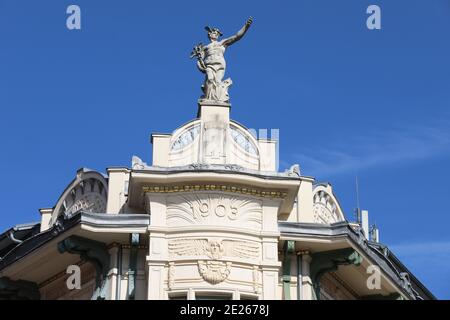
[[1, 0, 449, 298]]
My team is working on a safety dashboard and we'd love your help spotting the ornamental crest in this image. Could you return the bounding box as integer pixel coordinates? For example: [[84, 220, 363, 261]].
[[198, 261, 232, 284]]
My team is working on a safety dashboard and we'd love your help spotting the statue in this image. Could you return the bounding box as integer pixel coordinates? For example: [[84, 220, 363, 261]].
[[191, 17, 253, 103]]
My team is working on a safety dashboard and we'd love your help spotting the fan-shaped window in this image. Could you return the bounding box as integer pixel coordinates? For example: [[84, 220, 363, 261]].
[[50, 169, 108, 225], [171, 124, 201, 151], [230, 126, 258, 156], [312, 190, 344, 224]]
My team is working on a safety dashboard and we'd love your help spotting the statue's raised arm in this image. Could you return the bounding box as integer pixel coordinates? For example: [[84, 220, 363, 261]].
[[191, 17, 253, 103], [222, 17, 253, 48]]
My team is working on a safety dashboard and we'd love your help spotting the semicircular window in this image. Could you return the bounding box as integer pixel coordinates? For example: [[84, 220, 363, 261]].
[[171, 124, 201, 151], [230, 126, 258, 156]]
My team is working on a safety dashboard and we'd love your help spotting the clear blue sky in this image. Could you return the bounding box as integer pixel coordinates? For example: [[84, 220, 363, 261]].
[[1, 0, 449, 298]]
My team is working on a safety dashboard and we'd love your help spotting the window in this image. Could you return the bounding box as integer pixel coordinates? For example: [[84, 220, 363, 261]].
[[169, 293, 187, 300], [195, 293, 232, 300]]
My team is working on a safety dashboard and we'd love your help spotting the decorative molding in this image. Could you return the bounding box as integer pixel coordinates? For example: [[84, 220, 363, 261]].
[[189, 163, 210, 170], [143, 184, 288, 199], [253, 266, 261, 294], [224, 164, 244, 171], [284, 164, 301, 177], [399, 272, 415, 297], [168, 262, 175, 289], [132, 155, 148, 170]]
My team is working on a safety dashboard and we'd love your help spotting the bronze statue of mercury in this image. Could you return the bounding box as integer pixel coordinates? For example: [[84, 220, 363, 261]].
[[191, 17, 253, 103]]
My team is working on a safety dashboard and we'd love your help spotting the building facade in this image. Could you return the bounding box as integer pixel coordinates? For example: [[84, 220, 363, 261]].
[[0, 99, 435, 300], [0, 19, 435, 300]]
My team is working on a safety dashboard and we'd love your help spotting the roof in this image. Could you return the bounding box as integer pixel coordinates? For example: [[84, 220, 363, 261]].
[[0, 212, 150, 271], [0, 222, 40, 260], [279, 221, 436, 300]]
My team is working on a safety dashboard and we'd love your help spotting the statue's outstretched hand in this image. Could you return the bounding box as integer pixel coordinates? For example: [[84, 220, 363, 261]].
[[246, 17, 253, 27]]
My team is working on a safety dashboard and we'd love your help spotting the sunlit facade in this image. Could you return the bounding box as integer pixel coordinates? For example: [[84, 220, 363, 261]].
[[0, 96, 435, 300]]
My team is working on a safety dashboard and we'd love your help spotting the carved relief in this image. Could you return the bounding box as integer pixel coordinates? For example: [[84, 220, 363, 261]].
[[169, 238, 259, 284], [253, 266, 261, 293], [167, 193, 262, 229], [198, 261, 232, 284], [169, 239, 260, 260], [168, 262, 175, 289]]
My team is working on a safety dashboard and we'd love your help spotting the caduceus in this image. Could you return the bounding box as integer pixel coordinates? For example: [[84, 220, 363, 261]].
[[190, 43, 207, 72]]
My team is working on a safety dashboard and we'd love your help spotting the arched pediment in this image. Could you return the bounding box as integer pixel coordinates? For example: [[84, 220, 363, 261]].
[[50, 169, 108, 226], [312, 183, 345, 224]]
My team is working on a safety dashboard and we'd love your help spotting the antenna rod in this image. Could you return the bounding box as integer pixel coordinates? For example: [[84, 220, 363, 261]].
[[356, 176, 361, 224]]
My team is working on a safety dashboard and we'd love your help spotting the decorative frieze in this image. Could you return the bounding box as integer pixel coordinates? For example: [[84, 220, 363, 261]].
[[169, 238, 260, 260], [143, 184, 288, 199]]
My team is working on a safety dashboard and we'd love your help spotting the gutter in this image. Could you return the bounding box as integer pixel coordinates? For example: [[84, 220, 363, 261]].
[[116, 245, 122, 300], [297, 252, 303, 300], [7, 231, 23, 244]]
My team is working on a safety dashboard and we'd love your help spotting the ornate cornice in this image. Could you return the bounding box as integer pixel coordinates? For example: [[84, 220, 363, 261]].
[[143, 184, 288, 199]]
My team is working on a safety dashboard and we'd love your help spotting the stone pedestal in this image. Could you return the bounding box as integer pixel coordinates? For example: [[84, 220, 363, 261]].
[[197, 100, 231, 165]]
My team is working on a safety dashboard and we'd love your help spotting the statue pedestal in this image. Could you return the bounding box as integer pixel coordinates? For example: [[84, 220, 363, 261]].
[[197, 100, 231, 165], [197, 99, 231, 118]]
